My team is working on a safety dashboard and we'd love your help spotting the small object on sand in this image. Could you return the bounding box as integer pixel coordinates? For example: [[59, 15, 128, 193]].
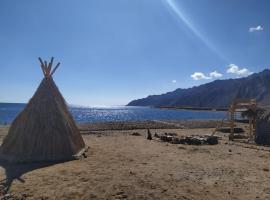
[[82, 153, 87, 158], [218, 127, 244, 133], [131, 132, 141, 136], [147, 129, 152, 140], [154, 133, 160, 138], [263, 168, 269, 172], [185, 136, 202, 145], [206, 136, 218, 145], [171, 137, 181, 144], [159, 134, 218, 145], [167, 133, 177, 136], [160, 135, 173, 142]]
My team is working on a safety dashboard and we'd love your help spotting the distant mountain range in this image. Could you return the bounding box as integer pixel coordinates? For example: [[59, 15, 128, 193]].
[[127, 69, 270, 108]]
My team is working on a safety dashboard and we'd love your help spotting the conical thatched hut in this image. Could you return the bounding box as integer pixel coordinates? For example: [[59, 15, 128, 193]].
[[0, 57, 86, 163], [256, 109, 270, 145]]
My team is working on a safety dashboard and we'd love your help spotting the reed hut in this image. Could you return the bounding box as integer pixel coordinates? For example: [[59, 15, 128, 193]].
[[0, 57, 86, 163], [255, 109, 270, 145]]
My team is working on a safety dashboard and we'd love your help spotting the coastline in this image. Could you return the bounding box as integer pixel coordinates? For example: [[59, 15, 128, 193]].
[[155, 106, 228, 111], [78, 119, 227, 132]]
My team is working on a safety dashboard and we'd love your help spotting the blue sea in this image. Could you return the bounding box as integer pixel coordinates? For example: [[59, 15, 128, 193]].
[[0, 103, 226, 125]]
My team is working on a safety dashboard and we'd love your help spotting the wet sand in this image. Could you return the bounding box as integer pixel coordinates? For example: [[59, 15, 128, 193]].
[[0, 120, 270, 199]]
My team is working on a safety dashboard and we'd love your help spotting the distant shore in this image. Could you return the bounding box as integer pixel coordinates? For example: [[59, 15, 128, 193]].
[[156, 106, 228, 111]]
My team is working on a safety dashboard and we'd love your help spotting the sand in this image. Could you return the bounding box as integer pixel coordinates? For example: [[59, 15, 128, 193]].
[[0, 121, 270, 199]]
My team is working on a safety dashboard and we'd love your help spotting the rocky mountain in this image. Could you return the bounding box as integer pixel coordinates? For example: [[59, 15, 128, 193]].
[[127, 69, 270, 108]]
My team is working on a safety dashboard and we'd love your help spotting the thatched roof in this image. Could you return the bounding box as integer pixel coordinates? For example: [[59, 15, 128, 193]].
[[240, 106, 270, 122], [0, 58, 86, 163], [241, 107, 264, 119], [257, 109, 270, 122]]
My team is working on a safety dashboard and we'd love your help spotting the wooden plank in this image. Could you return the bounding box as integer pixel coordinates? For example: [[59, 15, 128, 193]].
[[38, 57, 46, 77], [47, 57, 54, 75], [51, 62, 60, 76], [44, 61, 48, 76]]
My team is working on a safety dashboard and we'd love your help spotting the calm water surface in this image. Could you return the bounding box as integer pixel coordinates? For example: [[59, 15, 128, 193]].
[[0, 103, 226, 124]]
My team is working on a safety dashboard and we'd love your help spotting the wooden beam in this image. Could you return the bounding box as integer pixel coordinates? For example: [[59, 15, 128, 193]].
[[229, 104, 235, 141], [38, 57, 46, 77], [44, 61, 49, 76], [51, 62, 60, 76], [47, 57, 54, 75]]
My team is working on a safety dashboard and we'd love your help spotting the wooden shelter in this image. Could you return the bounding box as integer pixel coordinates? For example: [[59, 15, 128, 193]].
[[255, 109, 270, 145], [212, 98, 257, 141], [0, 57, 86, 163], [229, 98, 257, 140]]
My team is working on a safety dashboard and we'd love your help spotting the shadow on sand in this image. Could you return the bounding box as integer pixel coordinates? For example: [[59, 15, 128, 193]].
[[0, 160, 63, 194]]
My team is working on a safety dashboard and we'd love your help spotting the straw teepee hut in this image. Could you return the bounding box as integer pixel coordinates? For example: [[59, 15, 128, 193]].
[[0, 57, 86, 163]]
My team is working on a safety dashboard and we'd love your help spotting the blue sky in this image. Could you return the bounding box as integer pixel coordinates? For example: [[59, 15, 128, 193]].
[[0, 0, 269, 106]]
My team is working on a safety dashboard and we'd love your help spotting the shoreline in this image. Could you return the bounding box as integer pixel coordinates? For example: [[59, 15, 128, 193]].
[[1, 119, 234, 132], [78, 119, 229, 132]]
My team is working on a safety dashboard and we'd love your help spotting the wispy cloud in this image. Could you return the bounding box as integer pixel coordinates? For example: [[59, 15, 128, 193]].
[[227, 64, 253, 77], [191, 70, 223, 81], [191, 64, 252, 81], [249, 25, 263, 32], [209, 71, 223, 78], [191, 72, 211, 80], [172, 80, 177, 83]]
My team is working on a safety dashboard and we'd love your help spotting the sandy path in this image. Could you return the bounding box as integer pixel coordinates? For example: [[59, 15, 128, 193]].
[[0, 128, 270, 199]]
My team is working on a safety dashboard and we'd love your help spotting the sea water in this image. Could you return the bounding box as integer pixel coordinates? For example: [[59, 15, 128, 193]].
[[0, 103, 226, 125]]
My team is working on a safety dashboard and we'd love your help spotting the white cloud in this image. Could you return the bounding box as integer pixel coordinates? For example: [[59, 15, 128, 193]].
[[191, 70, 223, 81], [209, 71, 223, 78], [249, 25, 263, 32], [191, 72, 211, 80], [226, 64, 253, 77], [172, 80, 177, 83]]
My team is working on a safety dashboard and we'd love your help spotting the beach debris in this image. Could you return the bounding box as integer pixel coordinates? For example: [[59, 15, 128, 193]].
[[154, 133, 160, 138], [159, 134, 218, 145], [167, 133, 177, 136], [262, 168, 269, 172], [147, 129, 152, 140], [231, 134, 248, 139], [82, 152, 88, 158], [0, 193, 22, 200], [131, 132, 141, 136], [160, 135, 173, 142], [171, 137, 185, 144], [205, 135, 219, 145], [217, 127, 244, 133]]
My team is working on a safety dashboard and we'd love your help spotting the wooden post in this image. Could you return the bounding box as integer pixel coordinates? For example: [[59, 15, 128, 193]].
[[39, 57, 60, 77], [249, 118, 252, 140], [38, 57, 46, 77], [47, 57, 54, 74], [229, 104, 235, 141], [51, 62, 60, 76], [252, 116, 256, 141]]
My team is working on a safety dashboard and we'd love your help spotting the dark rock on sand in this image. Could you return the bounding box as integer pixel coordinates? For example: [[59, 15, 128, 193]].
[[131, 132, 141, 136], [147, 129, 152, 140]]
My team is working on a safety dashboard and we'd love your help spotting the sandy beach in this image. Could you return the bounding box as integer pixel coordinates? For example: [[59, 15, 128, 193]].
[[0, 120, 270, 200]]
